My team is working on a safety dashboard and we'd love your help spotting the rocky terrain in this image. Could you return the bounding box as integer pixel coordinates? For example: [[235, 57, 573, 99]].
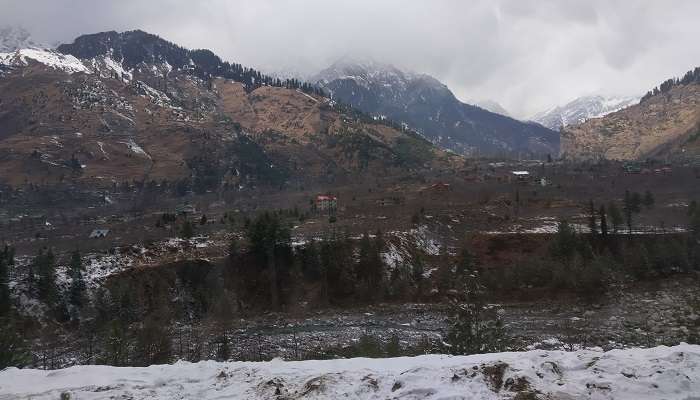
[[562, 69, 700, 161]]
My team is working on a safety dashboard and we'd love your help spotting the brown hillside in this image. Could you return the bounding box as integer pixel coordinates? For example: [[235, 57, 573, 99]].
[[562, 83, 700, 161], [0, 63, 457, 187]]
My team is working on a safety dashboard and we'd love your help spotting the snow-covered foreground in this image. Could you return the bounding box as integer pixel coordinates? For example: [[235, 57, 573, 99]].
[[1, 345, 699, 399]]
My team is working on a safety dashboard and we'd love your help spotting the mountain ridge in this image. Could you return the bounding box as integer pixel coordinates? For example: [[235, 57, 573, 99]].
[[532, 95, 640, 131], [312, 58, 559, 157], [0, 30, 458, 188], [562, 67, 700, 161]]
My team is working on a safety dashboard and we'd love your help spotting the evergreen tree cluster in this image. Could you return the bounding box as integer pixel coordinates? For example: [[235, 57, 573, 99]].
[[690, 200, 700, 238], [447, 270, 508, 355], [237, 212, 398, 308], [641, 66, 700, 102], [0, 245, 13, 316], [58, 30, 325, 97], [480, 207, 700, 295], [0, 245, 30, 369]]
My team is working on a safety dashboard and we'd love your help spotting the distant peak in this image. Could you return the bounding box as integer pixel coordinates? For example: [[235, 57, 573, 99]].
[[313, 56, 447, 94], [316, 56, 402, 81], [471, 99, 512, 118], [531, 94, 640, 130], [0, 25, 47, 52]]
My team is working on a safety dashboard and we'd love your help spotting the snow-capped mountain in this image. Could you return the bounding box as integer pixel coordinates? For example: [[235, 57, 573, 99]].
[[313, 57, 559, 157], [532, 95, 640, 131], [314, 56, 446, 94], [0, 26, 47, 52], [0, 26, 88, 74]]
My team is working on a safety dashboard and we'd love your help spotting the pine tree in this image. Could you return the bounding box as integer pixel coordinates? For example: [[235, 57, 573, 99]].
[[0, 246, 13, 316], [456, 247, 474, 277], [623, 191, 641, 234], [550, 219, 578, 260], [69, 249, 83, 272], [357, 232, 374, 300], [447, 271, 507, 355], [435, 262, 455, 295], [92, 287, 112, 327], [69, 250, 86, 310], [643, 190, 655, 209], [35, 248, 58, 305], [246, 212, 291, 310], [356, 232, 385, 301], [412, 251, 425, 298], [216, 334, 231, 361], [135, 316, 172, 366], [599, 205, 608, 237], [0, 317, 30, 368], [691, 208, 700, 238], [588, 200, 597, 236], [385, 334, 402, 357], [104, 320, 129, 366], [179, 219, 195, 239], [608, 202, 623, 234]]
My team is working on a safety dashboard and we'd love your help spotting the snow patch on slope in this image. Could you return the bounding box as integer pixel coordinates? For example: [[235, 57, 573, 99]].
[[0, 48, 90, 74], [120, 138, 151, 159], [91, 55, 133, 81]]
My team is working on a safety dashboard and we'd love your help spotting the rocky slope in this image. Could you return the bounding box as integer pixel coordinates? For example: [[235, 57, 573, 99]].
[[562, 69, 700, 161], [0, 31, 457, 188], [533, 95, 640, 131], [313, 58, 559, 157]]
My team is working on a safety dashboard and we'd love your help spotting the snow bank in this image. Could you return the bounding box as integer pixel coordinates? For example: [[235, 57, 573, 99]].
[[1, 344, 698, 399]]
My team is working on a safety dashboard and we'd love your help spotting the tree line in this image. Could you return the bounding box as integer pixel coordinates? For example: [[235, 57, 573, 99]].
[[2, 195, 700, 368], [641, 66, 700, 102]]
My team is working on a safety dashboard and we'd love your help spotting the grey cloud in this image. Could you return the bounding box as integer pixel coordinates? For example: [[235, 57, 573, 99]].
[[1, 0, 699, 118]]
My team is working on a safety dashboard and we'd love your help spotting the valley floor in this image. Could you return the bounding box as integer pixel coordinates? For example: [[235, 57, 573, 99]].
[[1, 344, 698, 399], [191, 276, 698, 361]]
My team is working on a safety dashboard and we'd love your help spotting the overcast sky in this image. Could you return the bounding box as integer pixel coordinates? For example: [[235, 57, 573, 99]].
[[2, 0, 700, 118]]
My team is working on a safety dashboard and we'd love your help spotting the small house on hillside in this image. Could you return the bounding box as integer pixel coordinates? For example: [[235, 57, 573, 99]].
[[510, 171, 530, 183], [315, 195, 337, 212], [176, 204, 196, 215], [89, 229, 109, 238], [421, 182, 451, 193], [623, 162, 642, 174]]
